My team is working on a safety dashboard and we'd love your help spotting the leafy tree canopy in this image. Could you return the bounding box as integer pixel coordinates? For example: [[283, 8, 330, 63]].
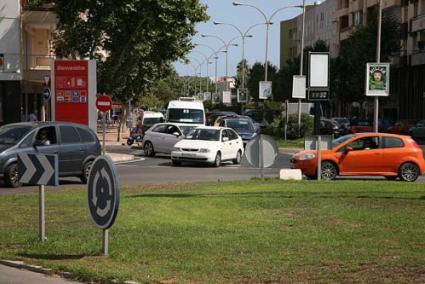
[[52, 0, 209, 103]]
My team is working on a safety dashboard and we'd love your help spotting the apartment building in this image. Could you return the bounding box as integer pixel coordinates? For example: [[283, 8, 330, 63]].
[[280, 0, 339, 68], [0, 0, 57, 124]]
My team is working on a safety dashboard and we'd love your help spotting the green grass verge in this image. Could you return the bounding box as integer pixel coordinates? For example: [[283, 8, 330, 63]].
[[275, 138, 304, 149], [1, 180, 425, 283]]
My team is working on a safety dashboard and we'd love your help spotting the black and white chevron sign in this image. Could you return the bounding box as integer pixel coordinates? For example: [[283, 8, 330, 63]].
[[18, 153, 59, 186]]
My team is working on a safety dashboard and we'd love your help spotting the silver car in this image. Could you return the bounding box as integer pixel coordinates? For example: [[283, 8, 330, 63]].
[[142, 123, 195, 157], [0, 122, 101, 188]]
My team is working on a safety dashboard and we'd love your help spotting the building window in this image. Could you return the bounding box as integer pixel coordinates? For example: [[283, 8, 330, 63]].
[[354, 11, 363, 26]]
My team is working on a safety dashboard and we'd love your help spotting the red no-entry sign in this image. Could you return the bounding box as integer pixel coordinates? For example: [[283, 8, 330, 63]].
[[96, 95, 113, 112]]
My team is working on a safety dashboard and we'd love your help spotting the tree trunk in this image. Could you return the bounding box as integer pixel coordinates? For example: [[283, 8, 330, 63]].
[[117, 107, 128, 142]]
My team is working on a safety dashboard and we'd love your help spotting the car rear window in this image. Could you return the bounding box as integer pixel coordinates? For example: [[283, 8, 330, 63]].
[[383, 137, 404, 148], [77, 127, 95, 143], [60, 126, 81, 144]]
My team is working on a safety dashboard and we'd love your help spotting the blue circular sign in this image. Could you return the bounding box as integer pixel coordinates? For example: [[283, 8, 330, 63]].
[[42, 87, 51, 101], [88, 156, 120, 229]]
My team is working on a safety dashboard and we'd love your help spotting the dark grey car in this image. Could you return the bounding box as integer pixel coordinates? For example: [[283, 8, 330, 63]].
[[0, 122, 101, 188]]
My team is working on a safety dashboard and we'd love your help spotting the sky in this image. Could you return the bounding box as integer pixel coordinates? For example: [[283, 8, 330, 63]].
[[174, 0, 316, 77]]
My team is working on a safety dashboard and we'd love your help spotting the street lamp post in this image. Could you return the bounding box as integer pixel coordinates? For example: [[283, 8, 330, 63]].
[[191, 50, 212, 93], [194, 44, 220, 93], [233, 2, 303, 82], [201, 34, 238, 90], [188, 57, 202, 95], [298, 0, 306, 132], [213, 22, 263, 90], [374, 0, 382, 132]]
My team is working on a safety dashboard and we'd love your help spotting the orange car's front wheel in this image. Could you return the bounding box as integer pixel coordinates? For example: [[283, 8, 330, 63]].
[[320, 161, 338, 180]]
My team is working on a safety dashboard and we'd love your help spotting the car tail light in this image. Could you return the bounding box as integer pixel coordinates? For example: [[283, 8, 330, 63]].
[[408, 138, 421, 149]]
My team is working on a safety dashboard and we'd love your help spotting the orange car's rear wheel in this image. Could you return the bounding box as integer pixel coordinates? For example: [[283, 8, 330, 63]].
[[398, 162, 419, 182], [320, 161, 338, 180]]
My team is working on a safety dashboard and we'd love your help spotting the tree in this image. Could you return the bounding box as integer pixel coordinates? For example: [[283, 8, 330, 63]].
[[332, 14, 400, 107], [276, 40, 329, 102], [246, 62, 278, 103], [52, 0, 209, 139]]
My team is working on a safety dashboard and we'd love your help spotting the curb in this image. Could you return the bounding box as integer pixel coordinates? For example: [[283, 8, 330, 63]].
[[106, 153, 135, 163], [0, 259, 140, 284]]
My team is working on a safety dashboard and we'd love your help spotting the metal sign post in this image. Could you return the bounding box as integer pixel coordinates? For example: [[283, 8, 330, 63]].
[[18, 153, 59, 242], [96, 95, 113, 155], [87, 155, 120, 256], [102, 113, 106, 155], [316, 136, 322, 181]]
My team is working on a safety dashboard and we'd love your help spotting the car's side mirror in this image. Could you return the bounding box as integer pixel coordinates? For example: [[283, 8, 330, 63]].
[[223, 137, 229, 142], [345, 146, 353, 153], [172, 132, 180, 137], [34, 140, 44, 147]]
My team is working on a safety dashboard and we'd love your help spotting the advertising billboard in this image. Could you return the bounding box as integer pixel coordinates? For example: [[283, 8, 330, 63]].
[[365, 63, 390, 97], [52, 60, 97, 131]]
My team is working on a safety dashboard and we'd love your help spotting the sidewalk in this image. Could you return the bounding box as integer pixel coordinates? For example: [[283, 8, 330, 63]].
[[96, 126, 129, 146], [0, 263, 81, 284]]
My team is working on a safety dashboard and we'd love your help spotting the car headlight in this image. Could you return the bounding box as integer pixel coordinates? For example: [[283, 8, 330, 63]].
[[299, 153, 315, 161], [199, 148, 210, 153], [173, 147, 180, 151]]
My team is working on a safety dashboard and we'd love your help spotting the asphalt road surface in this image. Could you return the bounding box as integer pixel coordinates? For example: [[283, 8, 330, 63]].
[[1, 144, 425, 195]]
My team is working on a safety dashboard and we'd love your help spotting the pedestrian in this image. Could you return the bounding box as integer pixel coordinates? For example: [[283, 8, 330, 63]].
[[29, 112, 38, 122]]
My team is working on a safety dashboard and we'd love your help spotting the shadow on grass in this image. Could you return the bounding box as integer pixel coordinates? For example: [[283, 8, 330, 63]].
[[127, 191, 425, 201], [18, 253, 87, 260]]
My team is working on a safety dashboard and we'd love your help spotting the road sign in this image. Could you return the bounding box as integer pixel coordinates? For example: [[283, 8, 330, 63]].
[[42, 87, 51, 101], [88, 155, 119, 230], [245, 135, 278, 168], [222, 91, 231, 104], [96, 95, 113, 113], [237, 88, 248, 103], [259, 81, 272, 100], [18, 152, 59, 242], [18, 153, 59, 186]]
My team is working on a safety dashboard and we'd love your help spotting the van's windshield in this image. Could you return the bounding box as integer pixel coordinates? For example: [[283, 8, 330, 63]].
[[168, 109, 204, 124]]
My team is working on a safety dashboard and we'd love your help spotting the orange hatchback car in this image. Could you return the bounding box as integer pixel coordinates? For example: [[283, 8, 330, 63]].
[[291, 133, 425, 182]]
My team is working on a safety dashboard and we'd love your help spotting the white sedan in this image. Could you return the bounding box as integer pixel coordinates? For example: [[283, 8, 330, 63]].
[[171, 127, 244, 167]]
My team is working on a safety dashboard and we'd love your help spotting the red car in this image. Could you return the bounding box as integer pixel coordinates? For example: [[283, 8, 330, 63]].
[[387, 120, 416, 135], [348, 120, 373, 133], [291, 133, 425, 182]]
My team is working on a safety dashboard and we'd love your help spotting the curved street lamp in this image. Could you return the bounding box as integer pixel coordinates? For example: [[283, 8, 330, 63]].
[[232, 1, 304, 82], [191, 50, 213, 93], [194, 43, 222, 94], [201, 34, 238, 81], [213, 22, 266, 90]]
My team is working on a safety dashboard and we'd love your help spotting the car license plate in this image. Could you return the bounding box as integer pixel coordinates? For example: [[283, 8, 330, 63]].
[[183, 153, 196, 158]]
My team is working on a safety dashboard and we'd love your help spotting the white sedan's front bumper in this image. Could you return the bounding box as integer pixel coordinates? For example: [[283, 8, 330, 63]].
[[171, 150, 216, 163]]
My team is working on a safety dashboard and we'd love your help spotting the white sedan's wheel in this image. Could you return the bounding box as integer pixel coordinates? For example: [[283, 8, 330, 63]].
[[233, 150, 242, 165]]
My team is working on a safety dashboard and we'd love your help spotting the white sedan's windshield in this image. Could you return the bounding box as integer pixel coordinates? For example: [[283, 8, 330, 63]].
[[187, 129, 220, 141]]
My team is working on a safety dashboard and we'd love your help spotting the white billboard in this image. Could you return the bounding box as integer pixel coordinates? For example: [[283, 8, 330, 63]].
[[292, 75, 306, 99], [309, 53, 329, 88], [222, 91, 231, 104], [259, 81, 272, 100]]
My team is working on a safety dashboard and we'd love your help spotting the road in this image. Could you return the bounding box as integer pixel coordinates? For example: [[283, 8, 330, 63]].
[[1, 144, 425, 195]]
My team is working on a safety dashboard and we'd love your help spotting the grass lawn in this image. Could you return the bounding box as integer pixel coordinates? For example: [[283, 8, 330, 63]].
[[1, 180, 425, 283], [275, 137, 304, 149]]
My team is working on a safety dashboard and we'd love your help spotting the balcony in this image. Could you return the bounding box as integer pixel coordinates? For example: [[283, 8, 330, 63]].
[[23, 55, 55, 82], [340, 27, 353, 41], [411, 13, 425, 33], [349, 0, 364, 13], [366, 0, 401, 8], [335, 7, 349, 19]]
